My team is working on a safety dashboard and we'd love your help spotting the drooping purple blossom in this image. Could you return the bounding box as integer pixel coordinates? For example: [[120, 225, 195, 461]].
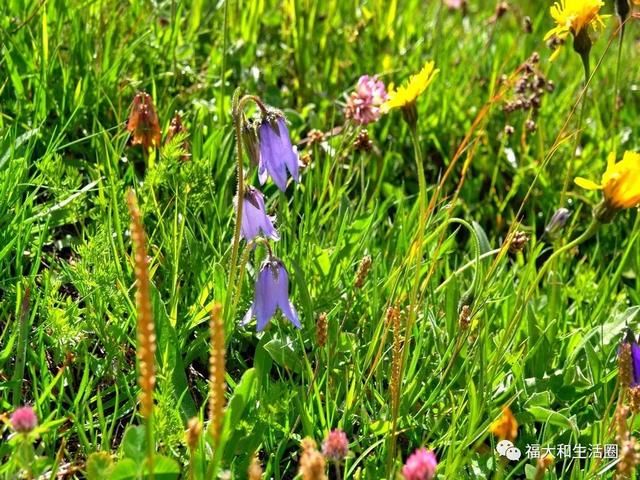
[[238, 186, 279, 242], [258, 113, 300, 191], [345, 75, 388, 125], [402, 448, 437, 480], [243, 257, 300, 331], [10, 406, 38, 433], [632, 339, 640, 387]]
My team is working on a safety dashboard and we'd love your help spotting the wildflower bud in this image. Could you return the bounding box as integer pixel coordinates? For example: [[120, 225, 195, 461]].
[[298, 438, 327, 480], [353, 129, 373, 152], [402, 448, 438, 480], [458, 305, 472, 330], [300, 151, 312, 166], [307, 129, 325, 146], [506, 230, 529, 254], [316, 312, 328, 348], [523, 16, 533, 34], [616, 0, 631, 23], [10, 406, 38, 433], [544, 208, 571, 238], [248, 454, 264, 480], [322, 429, 349, 462], [165, 113, 191, 162], [529, 52, 540, 64], [504, 125, 515, 136], [354, 255, 372, 288], [127, 91, 161, 150], [185, 417, 202, 450], [241, 119, 261, 167]]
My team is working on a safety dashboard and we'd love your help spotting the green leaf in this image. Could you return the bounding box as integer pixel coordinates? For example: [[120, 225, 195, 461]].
[[263, 335, 303, 374], [86, 452, 114, 480], [110, 459, 140, 480], [121, 426, 146, 464]]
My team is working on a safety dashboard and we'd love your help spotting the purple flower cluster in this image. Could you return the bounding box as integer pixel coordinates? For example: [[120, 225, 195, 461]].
[[345, 75, 388, 125], [239, 107, 301, 332]]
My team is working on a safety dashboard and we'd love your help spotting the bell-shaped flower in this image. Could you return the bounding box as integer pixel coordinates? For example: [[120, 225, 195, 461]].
[[258, 112, 300, 191], [237, 186, 280, 242], [243, 257, 300, 331]]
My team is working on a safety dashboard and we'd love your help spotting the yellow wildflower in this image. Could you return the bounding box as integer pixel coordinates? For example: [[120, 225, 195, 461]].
[[575, 151, 640, 211], [545, 0, 607, 40], [381, 61, 439, 114], [544, 0, 608, 60], [489, 406, 518, 442]]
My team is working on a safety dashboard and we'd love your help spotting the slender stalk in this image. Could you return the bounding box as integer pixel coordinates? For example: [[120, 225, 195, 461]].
[[559, 54, 590, 207], [225, 102, 245, 319], [529, 220, 599, 297], [224, 94, 269, 324], [219, 0, 229, 122], [388, 123, 427, 470], [611, 20, 625, 158]]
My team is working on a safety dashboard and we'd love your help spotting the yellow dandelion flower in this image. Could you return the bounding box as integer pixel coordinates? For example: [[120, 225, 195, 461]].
[[545, 0, 607, 40], [381, 61, 439, 114], [489, 406, 518, 442], [575, 151, 640, 211], [544, 0, 608, 60]]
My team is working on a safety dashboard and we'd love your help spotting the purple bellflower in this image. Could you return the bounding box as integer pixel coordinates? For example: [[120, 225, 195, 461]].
[[238, 186, 280, 242], [258, 112, 300, 191], [624, 329, 640, 387], [243, 256, 301, 331]]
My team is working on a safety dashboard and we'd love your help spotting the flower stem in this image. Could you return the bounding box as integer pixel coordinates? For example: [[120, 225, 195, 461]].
[[388, 123, 427, 470], [559, 53, 590, 207], [611, 21, 625, 158], [225, 93, 270, 325], [529, 220, 599, 297]]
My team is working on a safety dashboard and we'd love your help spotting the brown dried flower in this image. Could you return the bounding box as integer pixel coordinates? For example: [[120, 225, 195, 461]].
[[127, 91, 161, 150]]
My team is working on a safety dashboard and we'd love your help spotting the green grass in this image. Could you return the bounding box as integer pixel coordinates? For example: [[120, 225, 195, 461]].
[[1, 0, 640, 478]]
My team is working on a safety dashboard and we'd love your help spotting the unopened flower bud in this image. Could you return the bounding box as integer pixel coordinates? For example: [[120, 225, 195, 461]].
[[544, 208, 571, 238]]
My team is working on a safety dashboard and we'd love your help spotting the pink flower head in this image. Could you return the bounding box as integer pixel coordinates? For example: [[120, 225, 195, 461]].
[[10, 406, 38, 433], [322, 429, 349, 461], [345, 75, 388, 125], [402, 448, 437, 480]]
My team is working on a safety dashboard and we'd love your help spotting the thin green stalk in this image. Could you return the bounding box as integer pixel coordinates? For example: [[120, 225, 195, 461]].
[[559, 53, 590, 207], [611, 20, 625, 158], [224, 93, 267, 324], [530, 220, 599, 296], [388, 123, 427, 471], [219, 0, 229, 122], [12, 285, 31, 404]]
